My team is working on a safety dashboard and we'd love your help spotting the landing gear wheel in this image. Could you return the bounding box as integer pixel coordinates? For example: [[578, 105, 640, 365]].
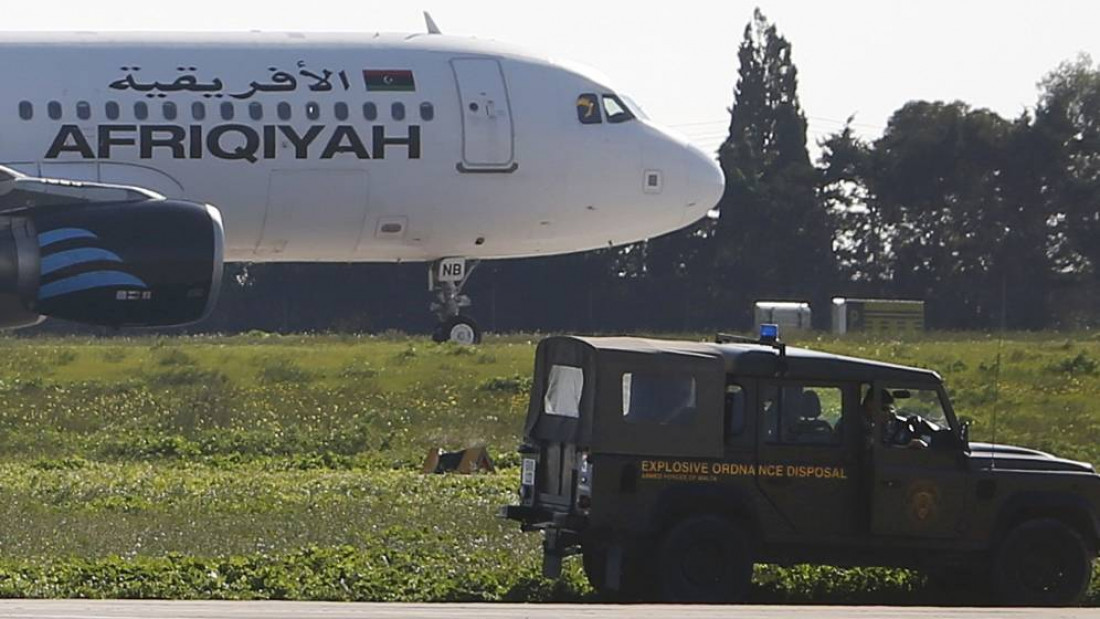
[[992, 518, 1091, 606], [433, 315, 481, 345], [659, 515, 752, 603]]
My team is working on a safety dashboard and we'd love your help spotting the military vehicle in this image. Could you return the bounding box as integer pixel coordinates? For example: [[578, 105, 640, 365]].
[[500, 328, 1100, 606]]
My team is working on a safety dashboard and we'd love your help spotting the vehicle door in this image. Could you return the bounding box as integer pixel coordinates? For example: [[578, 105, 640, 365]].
[[754, 380, 861, 538], [868, 383, 969, 539], [450, 57, 515, 171]]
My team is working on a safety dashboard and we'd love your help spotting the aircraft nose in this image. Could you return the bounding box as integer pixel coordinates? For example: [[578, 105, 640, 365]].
[[685, 145, 725, 215]]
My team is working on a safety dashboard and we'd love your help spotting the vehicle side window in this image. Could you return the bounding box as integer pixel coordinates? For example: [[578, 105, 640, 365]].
[[576, 93, 601, 124], [623, 372, 697, 426], [725, 384, 746, 441], [603, 94, 635, 123], [544, 365, 583, 418], [762, 383, 843, 445]]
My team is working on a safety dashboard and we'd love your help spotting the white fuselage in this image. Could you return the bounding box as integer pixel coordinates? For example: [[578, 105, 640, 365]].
[[0, 32, 723, 263]]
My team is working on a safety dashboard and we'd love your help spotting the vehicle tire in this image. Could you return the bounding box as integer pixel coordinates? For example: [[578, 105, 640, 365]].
[[658, 514, 753, 603], [991, 518, 1092, 606], [437, 315, 481, 345]]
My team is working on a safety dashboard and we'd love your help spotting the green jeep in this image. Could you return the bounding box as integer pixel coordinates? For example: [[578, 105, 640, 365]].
[[500, 331, 1100, 605]]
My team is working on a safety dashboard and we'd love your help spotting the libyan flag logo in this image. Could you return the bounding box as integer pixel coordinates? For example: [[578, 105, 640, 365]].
[[364, 70, 416, 92]]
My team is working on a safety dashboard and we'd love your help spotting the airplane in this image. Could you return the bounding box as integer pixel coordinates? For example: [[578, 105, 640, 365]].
[[0, 15, 724, 343]]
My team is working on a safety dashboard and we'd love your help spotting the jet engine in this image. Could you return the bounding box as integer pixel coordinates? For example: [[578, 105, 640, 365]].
[[0, 167, 224, 328]]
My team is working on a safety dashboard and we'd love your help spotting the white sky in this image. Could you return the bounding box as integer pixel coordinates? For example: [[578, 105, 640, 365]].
[[6, 1, 1098, 158]]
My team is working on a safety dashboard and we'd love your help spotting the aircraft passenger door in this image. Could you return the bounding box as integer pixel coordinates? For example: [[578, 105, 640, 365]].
[[451, 58, 515, 171]]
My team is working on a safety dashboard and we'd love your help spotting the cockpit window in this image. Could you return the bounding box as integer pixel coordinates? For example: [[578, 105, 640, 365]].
[[622, 95, 649, 120], [576, 93, 601, 124], [603, 95, 635, 124]]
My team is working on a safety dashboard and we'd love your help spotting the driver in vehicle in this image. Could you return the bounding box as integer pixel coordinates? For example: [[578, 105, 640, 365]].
[[863, 389, 930, 449]]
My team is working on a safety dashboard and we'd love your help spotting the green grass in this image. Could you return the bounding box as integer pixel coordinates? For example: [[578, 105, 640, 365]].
[[0, 331, 1094, 602]]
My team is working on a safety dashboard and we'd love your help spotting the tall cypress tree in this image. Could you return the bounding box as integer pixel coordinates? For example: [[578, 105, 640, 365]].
[[713, 9, 835, 328]]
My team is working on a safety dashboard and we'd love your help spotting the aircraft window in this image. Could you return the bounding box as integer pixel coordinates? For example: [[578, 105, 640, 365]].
[[76, 101, 91, 121], [306, 102, 320, 121], [603, 95, 635, 124], [220, 102, 234, 121], [249, 102, 263, 121], [48, 101, 62, 120], [163, 102, 178, 121], [191, 102, 206, 121], [334, 102, 349, 121], [419, 102, 434, 121], [622, 95, 650, 120], [134, 101, 148, 121], [106, 101, 120, 121], [18, 101, 32, 121], [363, 102, 377, 121], [277, 102, 291, 121], [576, 94, 601, 124], [392, 102, 405, 121]]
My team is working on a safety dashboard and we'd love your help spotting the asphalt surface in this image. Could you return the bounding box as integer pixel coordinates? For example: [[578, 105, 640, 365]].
[[0, 602, 1095, 619]]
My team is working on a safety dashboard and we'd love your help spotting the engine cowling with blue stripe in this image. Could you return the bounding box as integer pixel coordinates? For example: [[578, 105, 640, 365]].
[[0, 199, 224, 328]]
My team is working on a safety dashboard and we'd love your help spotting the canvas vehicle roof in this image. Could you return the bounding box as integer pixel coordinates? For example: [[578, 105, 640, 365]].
[[563, 336, 941, 384], [524, 336, 941, 456]]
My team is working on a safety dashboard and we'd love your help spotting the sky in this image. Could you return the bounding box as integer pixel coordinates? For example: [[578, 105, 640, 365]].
[[5, 1, 1098, 157]]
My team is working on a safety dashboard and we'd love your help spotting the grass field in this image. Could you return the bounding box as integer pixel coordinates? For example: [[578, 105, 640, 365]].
[[0, 331, 1095, 602]]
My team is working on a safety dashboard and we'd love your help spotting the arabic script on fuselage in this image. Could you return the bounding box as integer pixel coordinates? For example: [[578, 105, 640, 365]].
[[108, 63, 354, 99]]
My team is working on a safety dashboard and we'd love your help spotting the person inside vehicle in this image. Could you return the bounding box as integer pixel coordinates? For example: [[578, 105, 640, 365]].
[[862, 388, 929, 449]]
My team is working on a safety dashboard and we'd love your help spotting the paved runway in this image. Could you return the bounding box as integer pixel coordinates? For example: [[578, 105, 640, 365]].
[[0, 602, 1095, 619]]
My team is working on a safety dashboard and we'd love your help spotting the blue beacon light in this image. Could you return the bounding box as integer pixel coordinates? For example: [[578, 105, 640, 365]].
[[760, 323, 780, 343]]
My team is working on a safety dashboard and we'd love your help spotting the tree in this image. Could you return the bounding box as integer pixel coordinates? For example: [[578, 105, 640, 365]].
[[1035, 54, 1100, 280], [714, 8, 835, 328], [824, 101, 1058, 328]]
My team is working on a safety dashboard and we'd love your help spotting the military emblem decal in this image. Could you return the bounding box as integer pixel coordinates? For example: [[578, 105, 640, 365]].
[[905, 480, 941, 526]]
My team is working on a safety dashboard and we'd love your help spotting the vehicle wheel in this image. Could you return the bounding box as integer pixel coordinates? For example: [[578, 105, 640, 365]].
[[436, 315, 481, 345], [658, 514, 753, 603], [992, 518, 1092, 606]]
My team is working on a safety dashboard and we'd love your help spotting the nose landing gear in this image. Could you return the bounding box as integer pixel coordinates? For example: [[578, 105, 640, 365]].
[[429, 258, 482, 345]]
